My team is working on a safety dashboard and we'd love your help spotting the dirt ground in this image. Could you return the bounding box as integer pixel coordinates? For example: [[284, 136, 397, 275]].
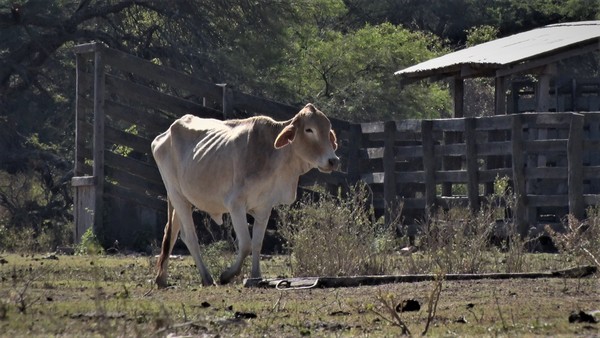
[[0, 253, 598, 337]]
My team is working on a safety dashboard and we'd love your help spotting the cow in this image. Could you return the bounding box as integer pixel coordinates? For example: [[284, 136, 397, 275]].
[[151, 103, 340, 287]]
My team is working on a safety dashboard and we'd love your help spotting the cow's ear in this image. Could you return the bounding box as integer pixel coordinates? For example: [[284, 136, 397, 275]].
[[274, 125, 296, 149], [329, 130, 338, 150]]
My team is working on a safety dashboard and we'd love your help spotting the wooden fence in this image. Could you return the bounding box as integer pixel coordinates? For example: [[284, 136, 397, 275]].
[[72, 42, 600, 248], [354, 112, 600, 236], [71, 42, 349, 248]]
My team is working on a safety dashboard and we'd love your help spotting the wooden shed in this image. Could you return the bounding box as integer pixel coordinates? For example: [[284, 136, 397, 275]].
[[395, 21, 600, 117], [391, 21, 600, 232]]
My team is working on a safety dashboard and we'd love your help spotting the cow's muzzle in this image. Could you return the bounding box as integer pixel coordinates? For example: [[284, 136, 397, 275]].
[[319, 157, 340, 173]]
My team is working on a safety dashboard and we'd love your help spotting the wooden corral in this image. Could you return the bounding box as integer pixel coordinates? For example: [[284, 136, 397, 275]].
[[71, 42, 348, 249], [73, 38, 600, 249], [353, 112, 600, 236]]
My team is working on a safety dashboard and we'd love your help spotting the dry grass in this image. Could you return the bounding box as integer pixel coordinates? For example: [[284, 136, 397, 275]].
[[0, 253, 597, 337]]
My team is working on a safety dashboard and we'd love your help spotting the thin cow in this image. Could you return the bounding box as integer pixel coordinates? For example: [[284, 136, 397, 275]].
[[152, 103, 340, 286]]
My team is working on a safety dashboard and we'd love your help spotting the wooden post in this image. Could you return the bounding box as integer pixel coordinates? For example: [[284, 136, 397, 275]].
[[568, 113, 585, 220], [220, 84, 233, 119], [453, 77, 464, 118], [511, 114, 528, 237], [486, 76, 507, 195], [92, 47, 106, 238], [464, 117, 479, 212], [346, 124, 362, 183], [422, 120, 436, 216], [383, 121, 397, 224], [74, 53, 84, 177]]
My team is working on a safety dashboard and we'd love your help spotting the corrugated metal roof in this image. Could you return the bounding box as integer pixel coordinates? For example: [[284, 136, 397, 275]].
[[395, 21, 600, 79]]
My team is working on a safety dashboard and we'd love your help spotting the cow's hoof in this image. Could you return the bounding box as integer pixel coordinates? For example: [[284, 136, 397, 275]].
[[219, 272, 233, 285], [202, 278, 216, 287], [155, 275, 168, 289]]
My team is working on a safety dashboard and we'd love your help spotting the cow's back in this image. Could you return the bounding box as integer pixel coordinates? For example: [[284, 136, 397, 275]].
[[151, 114, 286, 217]]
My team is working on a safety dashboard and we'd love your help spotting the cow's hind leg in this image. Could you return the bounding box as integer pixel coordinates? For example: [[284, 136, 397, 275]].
[[155, 200, 181, 288], [170, 193, 215, 286]]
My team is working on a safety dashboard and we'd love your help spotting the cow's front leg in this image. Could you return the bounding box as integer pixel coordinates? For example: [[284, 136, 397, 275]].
[[219, 208, 251, 284], [250, 209, 271, 279]]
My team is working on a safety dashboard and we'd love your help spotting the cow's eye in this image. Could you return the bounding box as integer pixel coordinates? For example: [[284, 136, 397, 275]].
[[305, 128, 313, 133]]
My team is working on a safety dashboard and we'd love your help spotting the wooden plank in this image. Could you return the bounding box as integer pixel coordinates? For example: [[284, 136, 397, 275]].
[[437, 196, 469, 209], [395, 171, 424, 183], [383, 121, 397, 223], [86, 97, 172, 137], [524, 139, 567, 153], [475, 115, 512, 130], [395, 145, 423, 158], [104, 123, 154, 155], [436, 170, 467, 183], [79, 122, 155, 164], [75, 53, 86, 177], [583, 194, 600, 205], [233, 91, 298, 121], [361, 172, 384, 185], [105, 183, 166, 212], [421, 120, 436, 212], [101, 46, 222, 101], [103, 74, 223, 119], [568, 113, 585, 219], [105, 165, 166, 197], [465, 117, 480, 211], [361, 121, 384, 134], [435, 143, 466, 156], [71, 176, 95, 187], [478, 168, 512, 182], [583, 165, 600, 178], [244, 266, 598, 288], [525, 167, 567, 179], [522, 112, 572, 126], [73, 185, 95, 242], [395, 120, 421, 132], [364, 147, 384, 159], [528, 194, 568, 207], [511, 114, 528, 237], [431, 118, 465, 132], [92, 49, 105, 237], [477, 141, 512, 156], [73, 42, 101, 54], [105, 151, 163, 185]]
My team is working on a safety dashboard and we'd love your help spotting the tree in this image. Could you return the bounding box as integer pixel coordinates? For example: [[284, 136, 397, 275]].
[[271, 10, 452, 121], [0, 0, 295, 245]]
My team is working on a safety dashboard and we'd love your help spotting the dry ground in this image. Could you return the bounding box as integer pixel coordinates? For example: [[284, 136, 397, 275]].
[[0, 253, 598, 337]]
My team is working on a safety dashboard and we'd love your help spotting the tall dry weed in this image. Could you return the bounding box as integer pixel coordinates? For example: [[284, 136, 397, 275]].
[[547, 207, 600, 269], [278, 182, 396, 277]]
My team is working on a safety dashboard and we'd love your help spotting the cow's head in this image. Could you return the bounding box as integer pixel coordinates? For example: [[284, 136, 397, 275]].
[[274, 103, 340, 173]]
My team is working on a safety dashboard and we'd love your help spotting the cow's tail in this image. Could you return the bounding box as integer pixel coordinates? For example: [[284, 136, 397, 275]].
[[156, 198, 174, 287]]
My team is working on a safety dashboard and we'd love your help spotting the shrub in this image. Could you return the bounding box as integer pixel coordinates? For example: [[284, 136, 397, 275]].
[[76, 228, 105, 255], [278, 182, 396, 277], [547, 207, 600, 268]]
